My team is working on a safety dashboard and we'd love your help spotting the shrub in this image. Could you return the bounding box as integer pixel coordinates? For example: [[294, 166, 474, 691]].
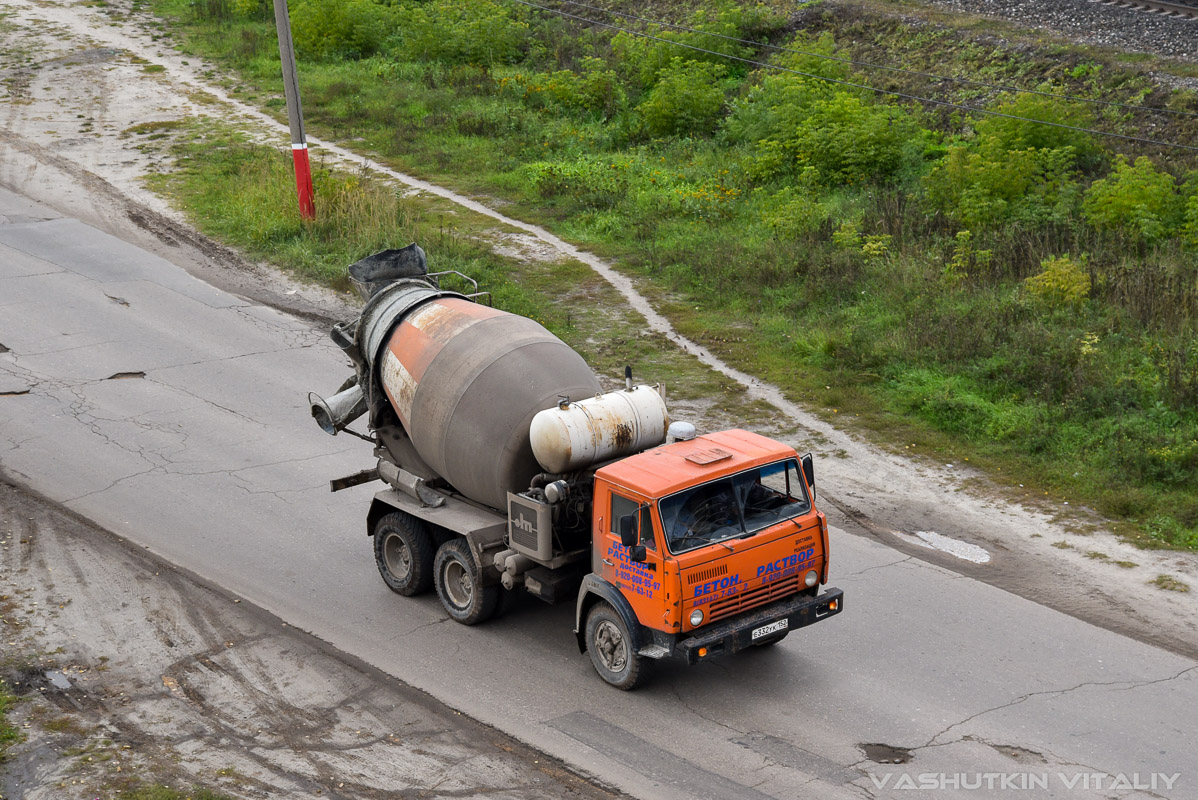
[[612, 0, 768, 91], [525, 157, 632, 208], [397, 0, 527, 65], [636, 58, 728, 138], [758, 186, 826, 239], [747, 90, 924, 184], [1024, 255, 1090, 309], [502, 58, 626, 117], [1182, 190, 1198, 248], [1082, 155, 1183, 243], [924, 144, 1082, 228], [291, 0, 395, 60], [230, 0, 270, 20], [973, 93, 1098, 166]]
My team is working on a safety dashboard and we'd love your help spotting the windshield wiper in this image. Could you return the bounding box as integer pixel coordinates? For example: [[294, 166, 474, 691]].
[[672, 533, 736, 552]]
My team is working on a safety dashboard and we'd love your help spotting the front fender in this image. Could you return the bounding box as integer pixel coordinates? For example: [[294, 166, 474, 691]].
[[574, 575, 640, 654]]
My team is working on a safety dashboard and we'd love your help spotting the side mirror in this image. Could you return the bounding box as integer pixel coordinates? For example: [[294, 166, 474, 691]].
[[618, 513, 638, 547], [802, 453, 815, 497], [629, 545, 647, 563]]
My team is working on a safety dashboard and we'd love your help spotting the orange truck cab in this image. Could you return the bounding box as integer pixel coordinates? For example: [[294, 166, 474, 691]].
[[574, 429, 844, 688]]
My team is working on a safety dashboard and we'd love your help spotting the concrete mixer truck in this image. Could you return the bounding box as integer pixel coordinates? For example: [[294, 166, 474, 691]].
[[312, 245, 843, 689]]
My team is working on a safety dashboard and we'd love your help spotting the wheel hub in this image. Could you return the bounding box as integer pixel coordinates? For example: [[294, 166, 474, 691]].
[[383, 534, 411, 580], [594, 619, 627, 671], [443, 560, 473, 608]]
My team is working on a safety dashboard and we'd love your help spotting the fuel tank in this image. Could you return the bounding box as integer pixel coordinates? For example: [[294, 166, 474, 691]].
[[529, 386, 668, 473], [374, 295, 600, 510]]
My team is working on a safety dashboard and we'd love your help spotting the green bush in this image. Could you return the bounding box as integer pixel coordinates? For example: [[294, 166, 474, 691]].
[[745, 89, 924, 184], [525, 157, 633, 208], [230, 0, 270, 19], [1024, 255, 1090, 309], [1181, 186, 1198, 248], [927, 145, 1083, 228], [758, 186, 826, 239], [724, 32, 846, 146], [397, 0, 527, 65], [922, 93, 1095, 227], [501, 58, 626, 118], [973, 93, 1099, 165], [1082, 155, 1183, 243], [636, 58, 728, 138], [612, 0, 768, 91], [290, 0, 395, 60]]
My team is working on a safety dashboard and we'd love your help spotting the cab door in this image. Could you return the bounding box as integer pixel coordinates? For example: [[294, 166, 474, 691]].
[[597, 484, 664, 628]]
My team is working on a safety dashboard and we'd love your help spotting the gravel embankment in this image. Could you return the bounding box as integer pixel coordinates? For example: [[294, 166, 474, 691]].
[[919, 0, 1198, 61]]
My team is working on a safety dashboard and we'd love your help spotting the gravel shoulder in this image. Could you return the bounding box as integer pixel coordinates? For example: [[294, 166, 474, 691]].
[[909, 0, 1198, 62]]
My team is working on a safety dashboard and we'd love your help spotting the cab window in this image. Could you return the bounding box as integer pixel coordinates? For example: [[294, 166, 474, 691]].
[[610, 493, 655, 551]]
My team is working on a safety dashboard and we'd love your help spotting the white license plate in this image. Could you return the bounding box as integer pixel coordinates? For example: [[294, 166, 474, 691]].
[[751, 619, 789, 640]]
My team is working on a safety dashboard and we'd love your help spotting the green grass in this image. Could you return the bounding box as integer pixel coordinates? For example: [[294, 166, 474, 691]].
[[0, 677, 22, 758], [142, 0, 1198, 550], [1150, 574, 1191, 592], [146, 120, 761, 422]]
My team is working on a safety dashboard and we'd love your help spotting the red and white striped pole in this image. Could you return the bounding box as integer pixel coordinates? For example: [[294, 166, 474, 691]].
[[272, 0, 315, 220]]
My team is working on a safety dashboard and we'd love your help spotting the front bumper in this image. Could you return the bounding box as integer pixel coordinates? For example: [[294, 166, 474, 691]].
[[675, 587, 844, 664]]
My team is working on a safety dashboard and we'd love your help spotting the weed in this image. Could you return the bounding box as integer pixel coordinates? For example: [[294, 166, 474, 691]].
[[1051, 540, 1073, 549], [1114, 560, 1138, 569], [0, 677, 22, 758], [1149, 574, 1191, 592], [1084, 550, 1109, 560]]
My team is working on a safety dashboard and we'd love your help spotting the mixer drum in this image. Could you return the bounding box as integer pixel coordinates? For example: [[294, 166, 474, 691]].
[[378, 297, 600, 510]]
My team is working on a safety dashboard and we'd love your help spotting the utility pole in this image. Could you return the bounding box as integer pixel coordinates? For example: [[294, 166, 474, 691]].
[[272, 0, 315, 220]]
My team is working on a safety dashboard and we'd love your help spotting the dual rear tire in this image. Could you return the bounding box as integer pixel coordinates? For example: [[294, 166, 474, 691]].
[[374, 512, 498, 625]]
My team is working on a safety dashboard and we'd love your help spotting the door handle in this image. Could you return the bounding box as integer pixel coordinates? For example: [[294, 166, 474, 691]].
[[602, 558, 614, 566]]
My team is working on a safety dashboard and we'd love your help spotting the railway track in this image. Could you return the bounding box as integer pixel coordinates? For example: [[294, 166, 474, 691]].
[[1090, 0, 1198, 19]]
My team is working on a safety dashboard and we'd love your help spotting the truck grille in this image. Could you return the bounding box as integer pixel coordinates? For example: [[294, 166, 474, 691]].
[[707, 575, 802, 624], [687, 564, 728, 585]]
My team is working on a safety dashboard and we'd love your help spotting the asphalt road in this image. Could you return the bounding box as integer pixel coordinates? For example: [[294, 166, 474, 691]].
[[1, 186, 1195, 800]]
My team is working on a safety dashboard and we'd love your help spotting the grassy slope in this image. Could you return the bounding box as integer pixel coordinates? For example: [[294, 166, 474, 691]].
[[139, 0, 1198, 549]]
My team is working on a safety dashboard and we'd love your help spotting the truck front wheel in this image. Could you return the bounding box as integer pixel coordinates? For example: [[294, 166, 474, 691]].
[[434, 539, 499, 625], [585, 602, 646, 690], [374, 512, 435, 596]]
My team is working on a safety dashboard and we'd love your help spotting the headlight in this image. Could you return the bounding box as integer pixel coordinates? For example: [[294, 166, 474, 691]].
[[804, 569, 818, 588], [690, 609, 704, 626]]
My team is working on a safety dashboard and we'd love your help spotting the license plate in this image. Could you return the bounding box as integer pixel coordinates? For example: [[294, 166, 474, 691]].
[[751, 619, 788, 640]]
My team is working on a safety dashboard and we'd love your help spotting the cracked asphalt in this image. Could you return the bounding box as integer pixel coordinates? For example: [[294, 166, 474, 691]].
[[2, 185, 1196, 799]]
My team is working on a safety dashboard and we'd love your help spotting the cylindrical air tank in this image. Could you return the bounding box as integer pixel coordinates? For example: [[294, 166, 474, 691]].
[[529, 386, 669, 474], [375, 296, 600, 510]]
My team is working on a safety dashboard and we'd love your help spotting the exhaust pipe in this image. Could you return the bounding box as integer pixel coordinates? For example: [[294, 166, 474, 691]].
[[309, 384, 367, 435]]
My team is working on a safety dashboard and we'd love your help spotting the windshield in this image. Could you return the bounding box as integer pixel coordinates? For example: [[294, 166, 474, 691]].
[[658, 459, 811, 554]]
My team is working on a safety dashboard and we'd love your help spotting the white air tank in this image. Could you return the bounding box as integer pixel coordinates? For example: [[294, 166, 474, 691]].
[[529, 386, 669, 473]]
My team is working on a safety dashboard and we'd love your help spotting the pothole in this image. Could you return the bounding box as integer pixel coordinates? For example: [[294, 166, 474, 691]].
[[106, 371, 144, 380], [860, 743, 913, 764], [979, 739, 1047, 764]]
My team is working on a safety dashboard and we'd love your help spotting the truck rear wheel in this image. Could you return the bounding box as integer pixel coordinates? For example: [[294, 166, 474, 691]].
[[374, 512, 435, 596], [434, 539, 499, 625], [585, 602, 646, 690]]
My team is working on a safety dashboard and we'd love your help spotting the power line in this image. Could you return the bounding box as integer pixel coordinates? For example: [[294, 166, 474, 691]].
[[553, 0, 1198, 121], [509, 0, 1198, 153]]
